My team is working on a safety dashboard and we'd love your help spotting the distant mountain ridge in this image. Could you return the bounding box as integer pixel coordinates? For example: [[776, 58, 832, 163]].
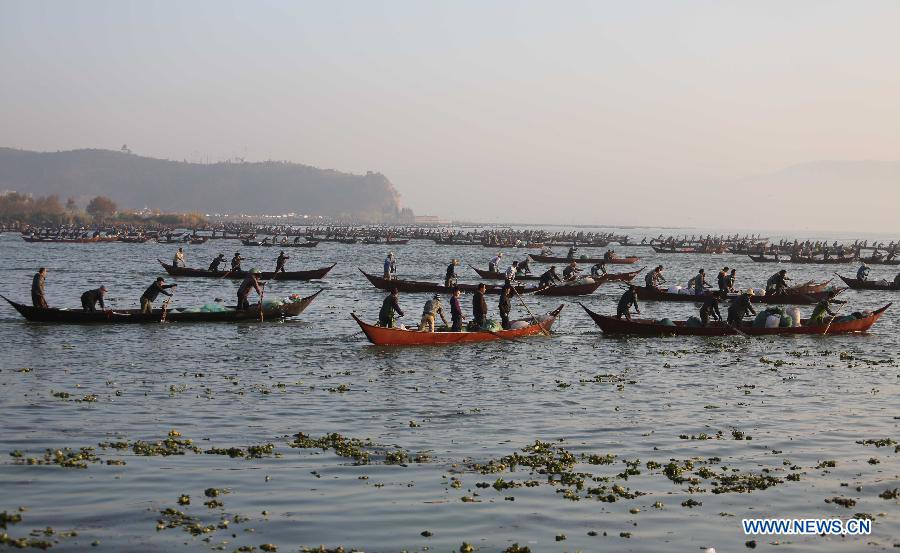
[[0, 147, 410, 221]]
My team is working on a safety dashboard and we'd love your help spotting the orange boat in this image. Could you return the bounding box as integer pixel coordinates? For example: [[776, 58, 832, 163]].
[[351, 306, 564, 346]]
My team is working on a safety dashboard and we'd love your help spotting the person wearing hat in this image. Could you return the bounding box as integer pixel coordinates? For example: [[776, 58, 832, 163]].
[[378, 287, 403, 327], [765, 269, 791, 295], [237, 269, 263, 310], [419, 294, 448, 333], [31, 267, 48, 308], [856, 263, 870, 282], [80, 285, 108, 312], [172, 247, 186, 268], [275, 250, 290, 274], [616, 284, 640, 320], [688, 269, 710, 296], [383, 252, 396, 280], [208, 253, 226, 272], [140, 277, 177, 313], [231, 252, 244, 272], [444, 259, 459, 288], [716, 266, 730, 292], [489, 252, 503, 273]]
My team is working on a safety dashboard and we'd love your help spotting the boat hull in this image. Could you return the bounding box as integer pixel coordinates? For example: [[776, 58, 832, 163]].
[[579, 302, 890, 336], [529, 254, 639, 265], [159, 260, 335, 280], [837, 275, 900, 291], [352, 306, 563, 346], [634, 286, 843, 305]]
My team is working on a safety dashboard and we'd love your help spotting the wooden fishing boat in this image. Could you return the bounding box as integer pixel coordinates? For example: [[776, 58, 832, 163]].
[[633, 286, 843, 305], [481, 242, 544, 249], [119, 235, 151, 243], [241, 238, 318, 248], [1, 290, 322, 324], [352, 305, 564, 346], [469, 265, 644, 283], [650, 245, 727, 254], [362, 237, 410, 245], [579, 302, 890, 336], [189, 236, 208, 245], [359, 269, 603, 296], [836, 275, 900, 291], [528, 254, 639, 265], [748, 254, 854, 265], [308, 236, 358, 244], [858, 256, 900, 266], [159, 260, 335, 280], [432, 237, 482, 246], [22, 235, 110, 243]]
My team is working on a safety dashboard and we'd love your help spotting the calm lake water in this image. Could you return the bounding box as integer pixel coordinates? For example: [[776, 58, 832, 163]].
[[1, 229, 898, 552]]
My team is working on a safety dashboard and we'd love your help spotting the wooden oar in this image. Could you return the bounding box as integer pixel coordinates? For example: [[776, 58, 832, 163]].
[[258, 284, 265, 322], [822, 300, 847, 335], [511, 285, 549, 336]]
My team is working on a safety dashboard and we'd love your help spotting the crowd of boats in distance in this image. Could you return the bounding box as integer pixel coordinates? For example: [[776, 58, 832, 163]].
[[4, 223, 897, 345]]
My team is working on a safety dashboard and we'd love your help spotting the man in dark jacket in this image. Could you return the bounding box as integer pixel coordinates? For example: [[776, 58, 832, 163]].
[[498, 286, 512, 329], [208, 254, 226, 272], [538, 266, 562, 288], [716, 267, 730, 292], [472, 283, 488, 328], [140, 277, 177, 313], [616, 285, 640, 320], [231, 252, 244, 272], [378, 287, 403, 327], [444, 259, 459, 287], [450, 287, 464, 331], [237, 269, 263, 310], [275, 251, 290, 273], [81, 285, 108, 312], [700, 291, 725, 327], [32, 267, 48, 308], [727, 293, 756, 326]]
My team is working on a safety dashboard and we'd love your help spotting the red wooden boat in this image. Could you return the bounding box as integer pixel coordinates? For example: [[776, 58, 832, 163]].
[[836, 275, 900, 291], [352, 305, 564, 346], [528, 254, 639, 265], [579, 302, 890, 336], [2, 290, 322, 324], [633, 285, 843, 305], [159, 260, 335, 281], [359, 269, 602, 296], [748, 254, 854, 265]]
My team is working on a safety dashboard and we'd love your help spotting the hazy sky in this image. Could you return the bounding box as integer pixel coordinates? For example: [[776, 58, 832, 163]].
[[2, 1, 899, 230]]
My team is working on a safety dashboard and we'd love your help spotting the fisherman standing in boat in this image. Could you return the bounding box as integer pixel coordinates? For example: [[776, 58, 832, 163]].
[[517, 257, 532, 276], [472, 283, 488, 328], [505, 261, 519, 283], [567, 245, 578, 260], [726, 268, 738, 292], [81, 285, 107, 312], [766, 269, 791, 294], [616, 284, 640, 320], [236, 269, 263, 310], [450, 287, 464, 331], [857, 263, 869, 281], [275, 250, 290, 274], [419, 294, 448, 332], [700, 290, 725, 327], [378, 287, 403, 327], [208, 253, 226, 272], [231, 252, 244, 272], [172, 247, 186, 268], [645, 265, 665, 289], [31, 267, 48, 308], [726, 292, 756, 326], [489, 252, 503, 273], [383, 252, 396, 280], [716, 266, 730, 292], [498, 286, 512, 329], [140, 277, 177, 313], [444, 259, 459, 287], [688, 269, 710, 296]]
